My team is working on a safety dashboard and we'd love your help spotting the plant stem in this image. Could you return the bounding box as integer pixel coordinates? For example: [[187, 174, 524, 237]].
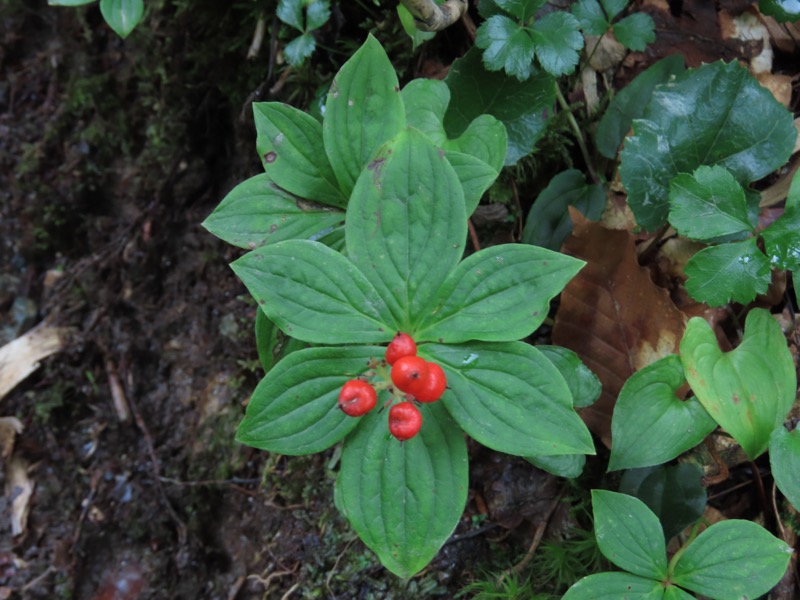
[[399, 0, 468, 32], [555, 83, 600, 185]]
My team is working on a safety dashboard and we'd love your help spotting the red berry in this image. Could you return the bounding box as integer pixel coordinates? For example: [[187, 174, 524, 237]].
[[390, 355, 429, 394], [385, 332, 417, 365], [413, 362, 447, 403], [388, 401, 422, 441], [338, 380, 377, 417]]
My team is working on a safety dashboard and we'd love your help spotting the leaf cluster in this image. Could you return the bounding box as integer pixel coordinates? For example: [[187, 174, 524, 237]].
[[277, 0, 331, 66]]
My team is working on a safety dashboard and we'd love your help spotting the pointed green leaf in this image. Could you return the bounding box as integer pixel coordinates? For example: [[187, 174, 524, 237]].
[[762, 204, 800, 271], [495, 0, 545, 21], [612, 13, 655, 51], [530, 11, 583, 77], [201, 174, 344, 249], [283, 33, 316, 66], [276, 0, 303, 31], [526, 453, 586, 479], [563, 572, 664, 599], [621, 61, 797, 230], [345, 129, 466, 331], [671, 520, 793, 598], [323, 35, 405, 196], [423, 342, 595, 456], [443, 151, 500, 216], [231, 240, 396, 344], [662, 587, 695, 600], [770, 425, 800, 511], [538, 345, 601, 409], [305, 0, 330, 31], [609, 355, 717, 471], [571, 0, 610, 36], [334, 401, 468, 578], [254, 103, 347, 208], [236, 345, 382, 454], [684, 237, 771, 307], [99, 0, 143, 38], [592, 490, 667, 579], [415, 244, 584, 343], [476, 15, 536, 80], [680, 309, 796, 459]]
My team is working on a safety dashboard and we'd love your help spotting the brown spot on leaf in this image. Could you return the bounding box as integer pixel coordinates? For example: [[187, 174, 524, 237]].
[[264, 151, 277, 163], [732, 395, 740, 404]]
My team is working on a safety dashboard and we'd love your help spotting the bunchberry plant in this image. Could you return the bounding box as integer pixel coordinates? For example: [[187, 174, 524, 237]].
[[48, 0, 144, 38]]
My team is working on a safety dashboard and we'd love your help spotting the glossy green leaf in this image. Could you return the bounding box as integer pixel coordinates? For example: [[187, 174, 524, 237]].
[[522, 169, 606, 250], [334, 401, 468, 578], [762, 204, 800, 271], [475, 15, 536, 80], [305, 0, 330, 30], [346, 129, 466, 332], [253, 103, 347, 208], [415, 244, 584, 343], [759, 0, 800, 22], [770, 425, 800, 511], [445, 47, 556, 165], [620, 61, 797, 230], [684, 237, 771, 306], [538, 345, 601, 408], [671, 519, 793, 598], [668, 165, 754, 242], [231, 240, 395, 344], [612, 13, 655, 51], [619, 464, 706, 541], [609, 355, 717, 471], [526, 453, 586, 479], [595, 55, 684, 159], [236, 345, 381, 454], [680, 309, 796, 459], [283, 33, 316, 66], [443, 152, 500, 216], [48, 0, 95, 5], [592, 490, 667, 579], [201, 174, 344, 250], [662, 587, 696, 600], [397, 4, 435, 49], [495, 0, 545, 21], [276, 0, 303, 30], [530, 11, 583, 77], [99, 0, 143, 38], [255, 308, 307, 374], [323, 35, 405, 196], [563, 572, 664, 599], [571, 0, 610, 36], [424, 342, 595, 456]]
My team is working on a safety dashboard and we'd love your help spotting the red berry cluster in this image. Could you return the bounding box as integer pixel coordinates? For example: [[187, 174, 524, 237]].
[[337, 332, 448, 441]]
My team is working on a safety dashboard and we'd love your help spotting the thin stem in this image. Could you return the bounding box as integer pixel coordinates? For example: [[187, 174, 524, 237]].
[[555, 83, 600, 184]]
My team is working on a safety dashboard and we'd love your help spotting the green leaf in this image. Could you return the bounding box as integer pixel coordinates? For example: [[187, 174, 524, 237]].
[[762, 204, 800, 271], [619, 464, 707, 541], [323, 35, 405, 196], [236, 345, 381, 454], [255, 308, 307, 374], [444, 47, 556, 165], [670, 520, 793, 598], [424, 342, 595, 456], [612, 13, 655, 51], [397, 4, 436, 49], [538, 345, 601, 408], [346, 129, 466, 332], [276, 0, 303, 31], [48, 0, 95, 5], [788, 164, 800, 209], [475, 15, 536, 80], [415, 244, 584, 343], [99, 0, 143, 38], [609, 355, 717, 471], [680, 309, 797, 459], [530, 11, 583, 77], [600, 0, 628, 18], [283, 33, 316, 66], [334, 401, 468, 578], [522, 169, 606, 250], [668, 165, 754, 242], [495, 0, 545, 21], [620, 61, 797, 230], [571, 0, 610, 36], [253, 103, 347, 208], [684, 237, 771, 306], [770, 425, 800, 510], [201, 174, 344, 250], [231, 239, 395, 344], [443, 151, 501, 216], [305, 0, 330, 31], [526, 453, 586, 479], [595, 54, 684, 159], [563, 572, 664, 599], [759, 0, 800, 22]]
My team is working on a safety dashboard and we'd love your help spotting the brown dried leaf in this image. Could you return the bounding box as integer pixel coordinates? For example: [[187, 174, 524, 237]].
[[553, 210, 687, 447], [0, 417, 23, 460], [5, 457, 34, 536]]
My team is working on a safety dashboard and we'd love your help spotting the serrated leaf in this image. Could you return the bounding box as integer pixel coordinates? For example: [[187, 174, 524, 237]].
[[619, 464, 707, 541], [334, 401, 468, 578], [415, 244, 584, 343], [671, 520, 793, 598], [255, 308, 307, 374], [592, 490, 667, 579], [684, 237, 771, 306], [762, 204, 800, 270], [283, 33, 316, 66], [324, 35, 405, 196], [495, 0, 545, 21], [522, 169, 606, 250], [253, 103, 347, 208], [612, 12, 655, 51], [305, 0, 330, 30], [563, 572, 664, 600], [571, 0, 610, 36], [669, 165, 753, 242], [231, 239, 395, 344], [526, 453, 586, 479], [621, 61, 797, 230], [680, 309, 797, 459], [397, 4, 436, 49], [609, 355, 716, 471], [424, 342, 595, 456], [600, 0, 627, 18], [530, 11, 583, 77], [236, 345, 381, 454], [277, 0, 303, 31], [201, 173, 344, 249], [770, 425, 800, 510], [445, 47, 556, 165], [99, 0, 143, 38], [538, 345, 601, 408], [476, 16, 536, 80]]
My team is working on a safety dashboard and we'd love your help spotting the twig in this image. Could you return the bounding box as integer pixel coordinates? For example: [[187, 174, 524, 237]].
[[467, 219, 481, 252], [21, 566, 54, 594], [104, 357, 131, 423], [247, 15, 266, 59], [554, 84, 600, 185], [751, 461, 772, 530], [702, 436, 730, 486]]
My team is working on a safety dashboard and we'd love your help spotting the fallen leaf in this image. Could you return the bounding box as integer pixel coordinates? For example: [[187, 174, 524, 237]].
[[0, 417, 23, 460], [0, 325, 71, 401], [5, 457, 34, 536]]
